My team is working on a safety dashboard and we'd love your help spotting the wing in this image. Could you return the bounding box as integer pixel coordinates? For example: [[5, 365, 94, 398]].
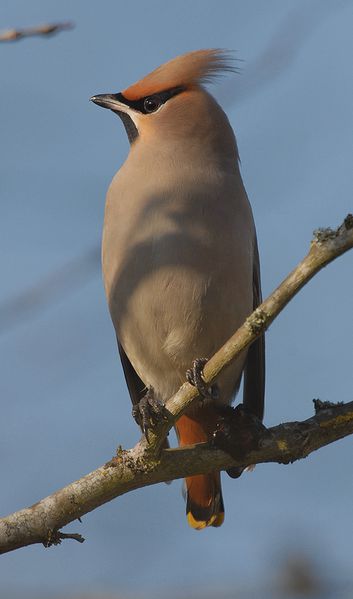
[[118, 340, 146, 407], [118, 339, 170, 448], [243, 237, 265, 420]]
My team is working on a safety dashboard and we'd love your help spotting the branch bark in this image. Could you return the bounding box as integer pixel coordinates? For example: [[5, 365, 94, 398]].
[[1, 215, 352, 555], [0, 22, 74, 42]]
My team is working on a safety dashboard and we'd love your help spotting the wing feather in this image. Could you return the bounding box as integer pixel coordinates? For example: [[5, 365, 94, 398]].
[[243, 238, 265, 420]]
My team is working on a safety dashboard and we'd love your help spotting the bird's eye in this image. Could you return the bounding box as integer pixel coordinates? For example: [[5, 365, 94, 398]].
[[143, 96, 161, 113]]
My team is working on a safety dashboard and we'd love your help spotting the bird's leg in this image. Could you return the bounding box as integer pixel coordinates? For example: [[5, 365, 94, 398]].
[[132, 386, 168, 441], [186, 358, 219, 400]]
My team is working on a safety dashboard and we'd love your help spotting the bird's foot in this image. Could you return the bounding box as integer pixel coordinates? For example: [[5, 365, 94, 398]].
[[211, 404, 271, 477], [186, 358, 219, 401], [132, 387, 168, 441]]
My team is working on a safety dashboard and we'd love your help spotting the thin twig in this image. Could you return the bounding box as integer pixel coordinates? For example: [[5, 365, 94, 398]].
[[0, 22, 74, 42], [43, 530, 85, 547]]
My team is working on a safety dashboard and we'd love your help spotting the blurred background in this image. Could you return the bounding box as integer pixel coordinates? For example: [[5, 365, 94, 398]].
[[0, 1, 352, 597]]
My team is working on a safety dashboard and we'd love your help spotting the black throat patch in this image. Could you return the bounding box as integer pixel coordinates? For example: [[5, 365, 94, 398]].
[[112, 86, 185, 144], [115, 111, 138, 144]]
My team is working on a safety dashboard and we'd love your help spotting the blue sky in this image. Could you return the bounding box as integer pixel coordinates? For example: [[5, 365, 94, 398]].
[[0, 1, 352, 597]]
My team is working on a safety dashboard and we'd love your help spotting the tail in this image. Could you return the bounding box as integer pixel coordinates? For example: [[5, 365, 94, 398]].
[[176, 413, 224, 530]]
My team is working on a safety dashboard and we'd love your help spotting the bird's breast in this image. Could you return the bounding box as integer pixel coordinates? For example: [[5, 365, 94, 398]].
[[102, 160, 254, 400]]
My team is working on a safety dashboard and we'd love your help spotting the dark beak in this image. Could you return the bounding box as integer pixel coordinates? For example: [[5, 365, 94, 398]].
[[90, 93, 124, 111]]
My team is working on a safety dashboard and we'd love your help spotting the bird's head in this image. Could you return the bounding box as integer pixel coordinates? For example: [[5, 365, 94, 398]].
[[91, 49, 237, 150]]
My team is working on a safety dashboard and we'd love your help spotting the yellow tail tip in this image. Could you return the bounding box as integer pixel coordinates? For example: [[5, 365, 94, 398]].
[[211, 512, 225, 527], [187, 511, 224, 530]]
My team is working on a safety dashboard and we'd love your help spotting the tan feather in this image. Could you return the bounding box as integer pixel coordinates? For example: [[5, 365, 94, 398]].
[[122, 49, 236, 100]]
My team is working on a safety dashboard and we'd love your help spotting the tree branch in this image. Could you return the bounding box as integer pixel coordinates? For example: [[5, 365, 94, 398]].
[[0, 22, 74, 42], [144, 213, 353, 453], [1, 215, 352, 555]]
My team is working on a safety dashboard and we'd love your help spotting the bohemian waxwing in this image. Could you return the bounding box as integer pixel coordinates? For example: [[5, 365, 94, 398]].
[[91, 49, 265, 530]]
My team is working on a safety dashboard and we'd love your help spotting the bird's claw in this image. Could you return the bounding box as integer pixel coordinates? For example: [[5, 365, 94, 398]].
[[132, 387, 168, 441], [212, 404, 271, 472], [186, 358, 219, 400]]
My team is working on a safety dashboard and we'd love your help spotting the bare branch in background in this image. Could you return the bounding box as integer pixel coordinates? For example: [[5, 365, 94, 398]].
[[0, 215, 352, 555], [0, 246, 100, 335], [217, 1, 348, 107], [0, 22, 74, 42]]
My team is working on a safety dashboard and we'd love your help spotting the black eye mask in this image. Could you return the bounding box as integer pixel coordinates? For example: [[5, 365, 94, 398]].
[[114, 86, 185, 114], [113, 86, 185, 144], [91, 86, 185, 144]]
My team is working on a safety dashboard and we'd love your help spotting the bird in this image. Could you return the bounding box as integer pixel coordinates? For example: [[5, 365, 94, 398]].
[[91, 49, 265, 530]]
